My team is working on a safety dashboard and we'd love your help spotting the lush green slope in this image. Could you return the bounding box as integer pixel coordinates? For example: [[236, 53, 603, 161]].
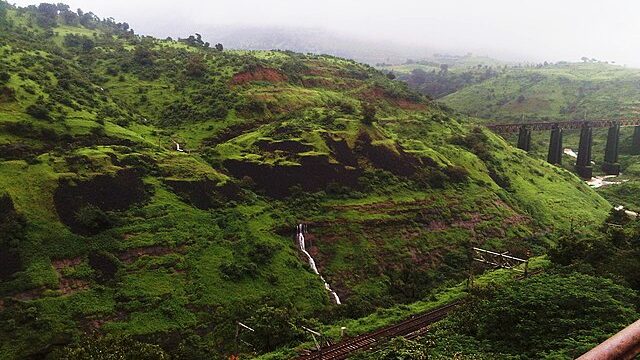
[[441, 62, 640, 122], [0, 3, 612, 359]]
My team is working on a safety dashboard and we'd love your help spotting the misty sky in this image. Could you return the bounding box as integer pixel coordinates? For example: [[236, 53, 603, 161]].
[[11, 0, 640, 66]]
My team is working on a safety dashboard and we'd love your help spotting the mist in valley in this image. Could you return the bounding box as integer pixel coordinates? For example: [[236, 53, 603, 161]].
[[11, 0, 640, 65]]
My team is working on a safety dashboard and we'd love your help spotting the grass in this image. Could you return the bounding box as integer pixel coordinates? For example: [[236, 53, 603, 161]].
[[0, 4, 616, 359]]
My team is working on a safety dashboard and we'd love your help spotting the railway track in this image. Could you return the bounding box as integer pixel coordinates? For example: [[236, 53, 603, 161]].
[[295, 301, 461, 360], [295, 269, 544, 359]]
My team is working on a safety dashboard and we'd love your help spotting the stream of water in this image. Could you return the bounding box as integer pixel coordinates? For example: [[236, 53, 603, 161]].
[[296, 224, 341, 305]]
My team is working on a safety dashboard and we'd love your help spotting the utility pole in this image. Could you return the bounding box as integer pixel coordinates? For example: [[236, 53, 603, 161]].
[[302, 326, 324, 359]]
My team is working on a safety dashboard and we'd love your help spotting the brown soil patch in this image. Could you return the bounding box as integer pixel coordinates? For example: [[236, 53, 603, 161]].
[[59, 278, 89, 295], [12, 287, 45, 301], [361, 86, 427, 110], [230, 66, 287, 85], [396, 99, 427, 110], [52, 257, 83, 271]]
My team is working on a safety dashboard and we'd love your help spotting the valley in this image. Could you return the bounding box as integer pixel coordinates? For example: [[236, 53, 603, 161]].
[[0, 2, 638, 360]]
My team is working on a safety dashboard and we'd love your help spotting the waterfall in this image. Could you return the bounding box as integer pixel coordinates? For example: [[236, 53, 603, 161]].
[[297, 224, 341, 305]]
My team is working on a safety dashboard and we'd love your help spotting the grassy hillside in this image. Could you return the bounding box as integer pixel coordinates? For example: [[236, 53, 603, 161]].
[[0, 3, 612, 359], [441, 62, 640, 122]]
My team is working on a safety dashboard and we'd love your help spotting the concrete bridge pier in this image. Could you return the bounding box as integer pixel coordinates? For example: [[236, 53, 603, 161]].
[[517, 125, 531, 152], [632, 126, 640, 155], [602, 123, 620, 175], [547, 124, 563, 165], [576, 123, 593, 179]]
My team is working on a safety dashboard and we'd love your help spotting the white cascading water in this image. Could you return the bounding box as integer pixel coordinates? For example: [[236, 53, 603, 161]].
[[297, 224, 341, 304]]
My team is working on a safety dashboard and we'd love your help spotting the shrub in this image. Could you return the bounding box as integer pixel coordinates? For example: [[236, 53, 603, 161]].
[[361, 101, 376, 124], [26, 103, 51, 120], [59, 336, 169, 359], [74, 204, 112, 234]]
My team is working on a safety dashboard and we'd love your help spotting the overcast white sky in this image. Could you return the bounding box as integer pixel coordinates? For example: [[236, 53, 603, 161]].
[[10, 0, 640, 66]]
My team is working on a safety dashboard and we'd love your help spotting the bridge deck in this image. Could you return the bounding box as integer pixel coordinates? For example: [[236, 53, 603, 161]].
[[487, 119, 640, 133]]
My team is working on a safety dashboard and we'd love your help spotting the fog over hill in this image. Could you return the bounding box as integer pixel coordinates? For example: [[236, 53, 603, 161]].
[[11, 0, 640, 66]]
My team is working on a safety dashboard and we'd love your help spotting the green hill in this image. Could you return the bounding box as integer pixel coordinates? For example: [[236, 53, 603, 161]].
[[0, 3, 612, 358], [441, 62, 640, 122]]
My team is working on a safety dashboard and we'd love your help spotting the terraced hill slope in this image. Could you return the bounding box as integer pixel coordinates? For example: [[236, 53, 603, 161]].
[[0, 3, 610, 358]]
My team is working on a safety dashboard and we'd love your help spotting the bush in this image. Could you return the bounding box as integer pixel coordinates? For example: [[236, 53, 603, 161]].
[[361, 101, 376, 124], [74, 204, 112, 234], [0, 71, 10, 84], [59, 336, 169, 359], [428, 273, 639, 359], [26, 103, 51, 120]]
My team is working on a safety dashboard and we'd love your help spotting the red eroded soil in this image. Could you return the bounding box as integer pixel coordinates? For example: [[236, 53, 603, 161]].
[[361, 86, 427, 110], [230, 66, 287, 85]]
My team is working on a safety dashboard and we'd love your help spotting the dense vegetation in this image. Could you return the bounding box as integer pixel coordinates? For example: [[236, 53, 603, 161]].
[[385, 60, 503, 99], [353, 209, 640, 359], [0, 2, 628, 359]]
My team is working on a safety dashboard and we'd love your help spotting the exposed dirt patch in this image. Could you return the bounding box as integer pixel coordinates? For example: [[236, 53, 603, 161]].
[[117, 245, 187, 264], [80, 311, 127, 333], [52, 257, 83, 271], [396, 99, 427, 110], [12, 287, 45, 301], [454, 214, 484, 229], [361, 86, 427, 110], [428, 220, 448, 231], [164, 179, 239, 210], [54, 168, 150, 235], [230, 66, 287, 85], [59, 278, 89, 295]]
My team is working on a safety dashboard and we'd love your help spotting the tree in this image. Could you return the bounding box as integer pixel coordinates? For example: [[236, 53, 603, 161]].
[[0, 2, 7, 26], [26, 103, 51, 120], [215, 43, 224, 51], [185, 55, 207, 78], [133, 46, 154, 66], [439, 63, 449, 74], [36, 3, 58, 28], [248, 305, 303, 351]]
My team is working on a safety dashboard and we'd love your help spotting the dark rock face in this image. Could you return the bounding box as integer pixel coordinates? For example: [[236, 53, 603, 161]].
[[355, 132, 420, 176], [325, 135, 357, 167], [222, 131, 427, 197], [164, 179, 239, 210], [224, 155, 361, 198], [54, 168, 150, 235], [88, 252, 119, 283]]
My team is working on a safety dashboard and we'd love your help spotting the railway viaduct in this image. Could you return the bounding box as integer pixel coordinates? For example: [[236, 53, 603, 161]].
[[488, 119, 640, 179]]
